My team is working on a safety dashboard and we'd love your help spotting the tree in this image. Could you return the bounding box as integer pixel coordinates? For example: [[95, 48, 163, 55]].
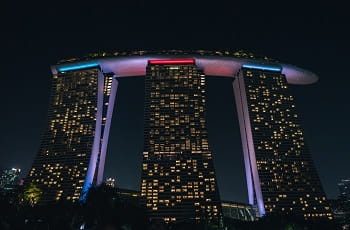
[[19, 183, 43, 206]]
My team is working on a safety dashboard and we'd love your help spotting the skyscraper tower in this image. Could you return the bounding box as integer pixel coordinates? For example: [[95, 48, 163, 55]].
[[140, 59, 222, 223], [234, 64, 332, 219], [27, 65, 117, 202], [26, 50, 331, 220]]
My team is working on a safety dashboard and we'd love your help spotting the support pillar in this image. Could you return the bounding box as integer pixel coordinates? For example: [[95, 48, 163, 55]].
[[233, 72, 266, 216], [80, 70, 105, 200], [96, 76, 119, 185]]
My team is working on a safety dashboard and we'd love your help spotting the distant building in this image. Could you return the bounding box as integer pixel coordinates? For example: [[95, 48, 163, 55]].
[[338, 179, 350, 200], [221, 201, 257, 221], [328, 179, 350, 228], [106, 177, 116, 188], [328, 199, 350, 228], [0, 168, 21, 190]]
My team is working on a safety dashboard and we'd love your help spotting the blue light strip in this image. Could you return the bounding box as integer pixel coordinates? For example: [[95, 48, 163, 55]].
[[242, 64, 282, 72], [58, 62, 99, 72]]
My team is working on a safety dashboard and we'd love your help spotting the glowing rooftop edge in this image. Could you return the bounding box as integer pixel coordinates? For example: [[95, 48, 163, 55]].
[[52, 55, 318, 85], [148, 59, 195, 65], [58, 62, 99, 72], [242, 64, 282, 72]]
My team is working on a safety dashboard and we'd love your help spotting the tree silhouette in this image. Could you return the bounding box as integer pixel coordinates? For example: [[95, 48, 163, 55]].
[[18, 183, 43, 206]]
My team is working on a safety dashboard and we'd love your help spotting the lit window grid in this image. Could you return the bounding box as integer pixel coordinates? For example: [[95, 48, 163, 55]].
[[141, 64, 222, 222], [27, 69, 113, 202], [241, 68, 332, 218]]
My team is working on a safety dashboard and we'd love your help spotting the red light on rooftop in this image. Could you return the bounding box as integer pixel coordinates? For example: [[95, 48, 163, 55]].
[[148, 59, 195, 65]]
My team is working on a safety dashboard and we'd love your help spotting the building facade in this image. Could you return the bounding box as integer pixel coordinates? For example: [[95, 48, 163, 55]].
[[233, 65, 332, 219], [27, 50, 331, 220], [26, 66, 117, 202], [140, 59, 222, 222]]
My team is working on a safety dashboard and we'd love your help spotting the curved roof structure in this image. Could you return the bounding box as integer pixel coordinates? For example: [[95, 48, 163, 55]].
[[52, 50, 318, 85]]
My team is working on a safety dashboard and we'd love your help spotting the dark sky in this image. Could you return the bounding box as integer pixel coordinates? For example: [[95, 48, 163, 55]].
[[1, 1, 349, 203]]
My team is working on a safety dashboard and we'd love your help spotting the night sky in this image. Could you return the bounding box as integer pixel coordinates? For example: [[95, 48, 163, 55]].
[[1, 1, 349, 203]]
